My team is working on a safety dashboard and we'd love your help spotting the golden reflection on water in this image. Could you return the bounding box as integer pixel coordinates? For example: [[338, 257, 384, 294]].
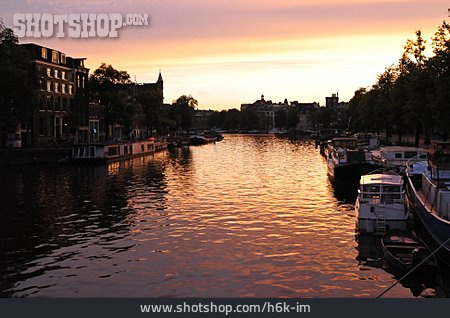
[[0, 135, 421, 297]]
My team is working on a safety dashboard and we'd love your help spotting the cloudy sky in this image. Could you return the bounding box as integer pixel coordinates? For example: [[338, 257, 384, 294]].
[[1, 0, 449, 109]]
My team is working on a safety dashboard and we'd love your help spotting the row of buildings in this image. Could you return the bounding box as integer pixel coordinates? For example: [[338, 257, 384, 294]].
[[240, 93, 348, 132], [1, 43, 163, 149]]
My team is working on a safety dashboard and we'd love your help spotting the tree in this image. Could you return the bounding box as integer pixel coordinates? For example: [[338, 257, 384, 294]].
[[274, 109, 287, 129], [222, 109, 241, 130], [89, 63, 132, 140], [430, 21, 450, 141], [0, 18, 35, 147], [136, 90, 164, 135], [240, 107, 259, 130], [171, 95, 197, 132], [0, 18, 18, 44], [286, 108, 299, 130]]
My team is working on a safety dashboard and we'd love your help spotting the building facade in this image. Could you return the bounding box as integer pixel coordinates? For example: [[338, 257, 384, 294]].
[[325, 92, 349, 129], [20, 43, 89, 147]]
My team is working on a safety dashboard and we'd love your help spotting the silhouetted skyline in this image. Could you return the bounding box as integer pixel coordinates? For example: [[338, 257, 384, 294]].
[[1, 0, 448, 109]]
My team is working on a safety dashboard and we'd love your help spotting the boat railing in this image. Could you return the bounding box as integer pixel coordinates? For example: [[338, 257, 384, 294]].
[[358, 190, 405, 204]]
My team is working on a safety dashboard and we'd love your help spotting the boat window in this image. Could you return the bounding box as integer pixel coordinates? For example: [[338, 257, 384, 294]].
[[363, 185, 380, 192], [404, 151, 418, 158], [394, 153, 402, 159], [381, 193, 401, 203], [362, 185, 381, 199], [382, 185, 401, 193]]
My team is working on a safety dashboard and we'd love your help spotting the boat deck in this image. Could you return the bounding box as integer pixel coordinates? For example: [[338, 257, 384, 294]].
[[415, 189, 440, 217]]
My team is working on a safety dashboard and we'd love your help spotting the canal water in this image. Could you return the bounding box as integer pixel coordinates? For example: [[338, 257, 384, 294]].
[[1, 135, 449, 297]]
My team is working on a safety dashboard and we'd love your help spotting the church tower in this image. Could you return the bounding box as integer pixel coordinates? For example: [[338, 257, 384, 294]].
[[156, 71, 163, 98]]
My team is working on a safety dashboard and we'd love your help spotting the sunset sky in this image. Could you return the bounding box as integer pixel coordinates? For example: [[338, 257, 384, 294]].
[[1, 0, 449, 110]]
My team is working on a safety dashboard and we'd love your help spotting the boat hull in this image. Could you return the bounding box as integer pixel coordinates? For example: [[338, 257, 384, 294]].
[[357, 218, 408, 235], [328, 162, 379, 184], [381, 229, 437, 273], [407, 176, 450, 266], [189, 136, 216, 146]]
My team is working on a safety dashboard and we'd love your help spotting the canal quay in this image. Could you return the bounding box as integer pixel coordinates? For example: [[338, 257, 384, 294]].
[[1, 134, 450, 298]]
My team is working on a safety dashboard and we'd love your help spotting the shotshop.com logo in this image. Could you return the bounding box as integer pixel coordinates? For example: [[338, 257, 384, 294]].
[[12, 13, 149, 38]]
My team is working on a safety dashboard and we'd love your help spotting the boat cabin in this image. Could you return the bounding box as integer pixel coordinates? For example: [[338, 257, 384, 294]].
[[356, 173, 408, 233], [379, 146, 428, 167], [354, 133, 380, 149], [329, 137, 358, 149], [358, 174, 405, 205], [72, 140, 155, 160]]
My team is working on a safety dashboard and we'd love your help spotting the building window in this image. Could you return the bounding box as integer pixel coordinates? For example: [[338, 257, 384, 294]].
[[41, 48, 47, 59], [52, 51, 59, 64], [39, 117, 45, 136], [37, 64, 44, 77], [54, 69, 59, 78], [69, 85, 73, 95], [61, 54, 66, 64], [89, 120, 99, 142], [61, 83, 66, 94], [55, 82, 59, 93], [46, 95, 53, 109], [47, 117, 54, 137], [55, 96, 61, 110], [77, 75, 81, 88], [55, 116, 62, 138], [39, 95, 45, 110], [61, 71, 66, 80], [47, 68, 52, 77], [47, 81, 52, 92]]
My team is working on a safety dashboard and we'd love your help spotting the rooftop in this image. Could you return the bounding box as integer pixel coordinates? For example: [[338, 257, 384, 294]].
[[360, 174, 403, 186], [380, 146, 428, 153]]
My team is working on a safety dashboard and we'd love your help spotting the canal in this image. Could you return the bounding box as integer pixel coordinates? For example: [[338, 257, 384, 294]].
[[1, 135, 449, 297]]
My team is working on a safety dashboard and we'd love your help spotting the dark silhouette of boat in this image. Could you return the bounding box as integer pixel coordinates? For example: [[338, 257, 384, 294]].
[[382, 229, 437, 273]]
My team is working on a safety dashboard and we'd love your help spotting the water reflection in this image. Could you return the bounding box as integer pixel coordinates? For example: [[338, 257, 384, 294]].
[[0, 135, 449, 297]]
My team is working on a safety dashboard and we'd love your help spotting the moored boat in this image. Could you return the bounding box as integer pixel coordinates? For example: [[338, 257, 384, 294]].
[[372, 146, 428, 173], [72, 139, 155, 161], [326, 137, 374, 182], [189, 134, 217, 145], [356, 172, 409, 234], [382, 229, 437, 272], [406, 142, 450, 265]]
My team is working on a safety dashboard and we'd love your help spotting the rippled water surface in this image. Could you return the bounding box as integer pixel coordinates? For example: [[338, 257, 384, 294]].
[[1, 135, 448, 297]]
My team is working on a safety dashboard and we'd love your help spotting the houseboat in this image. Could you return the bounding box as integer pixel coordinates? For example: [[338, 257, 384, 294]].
[[372, 146, 428, 173], [354, 133, 380, 149], [406, 142, 450, 265], [72, 140, 155, 161], [356, 173, 409, 234], [325, 137, 373, 182]]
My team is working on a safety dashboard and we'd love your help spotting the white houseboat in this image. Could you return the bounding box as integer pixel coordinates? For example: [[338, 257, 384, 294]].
[[72, 140, 155, 161], [356, 173, 409, 234], [372, 146, 428, 172]]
